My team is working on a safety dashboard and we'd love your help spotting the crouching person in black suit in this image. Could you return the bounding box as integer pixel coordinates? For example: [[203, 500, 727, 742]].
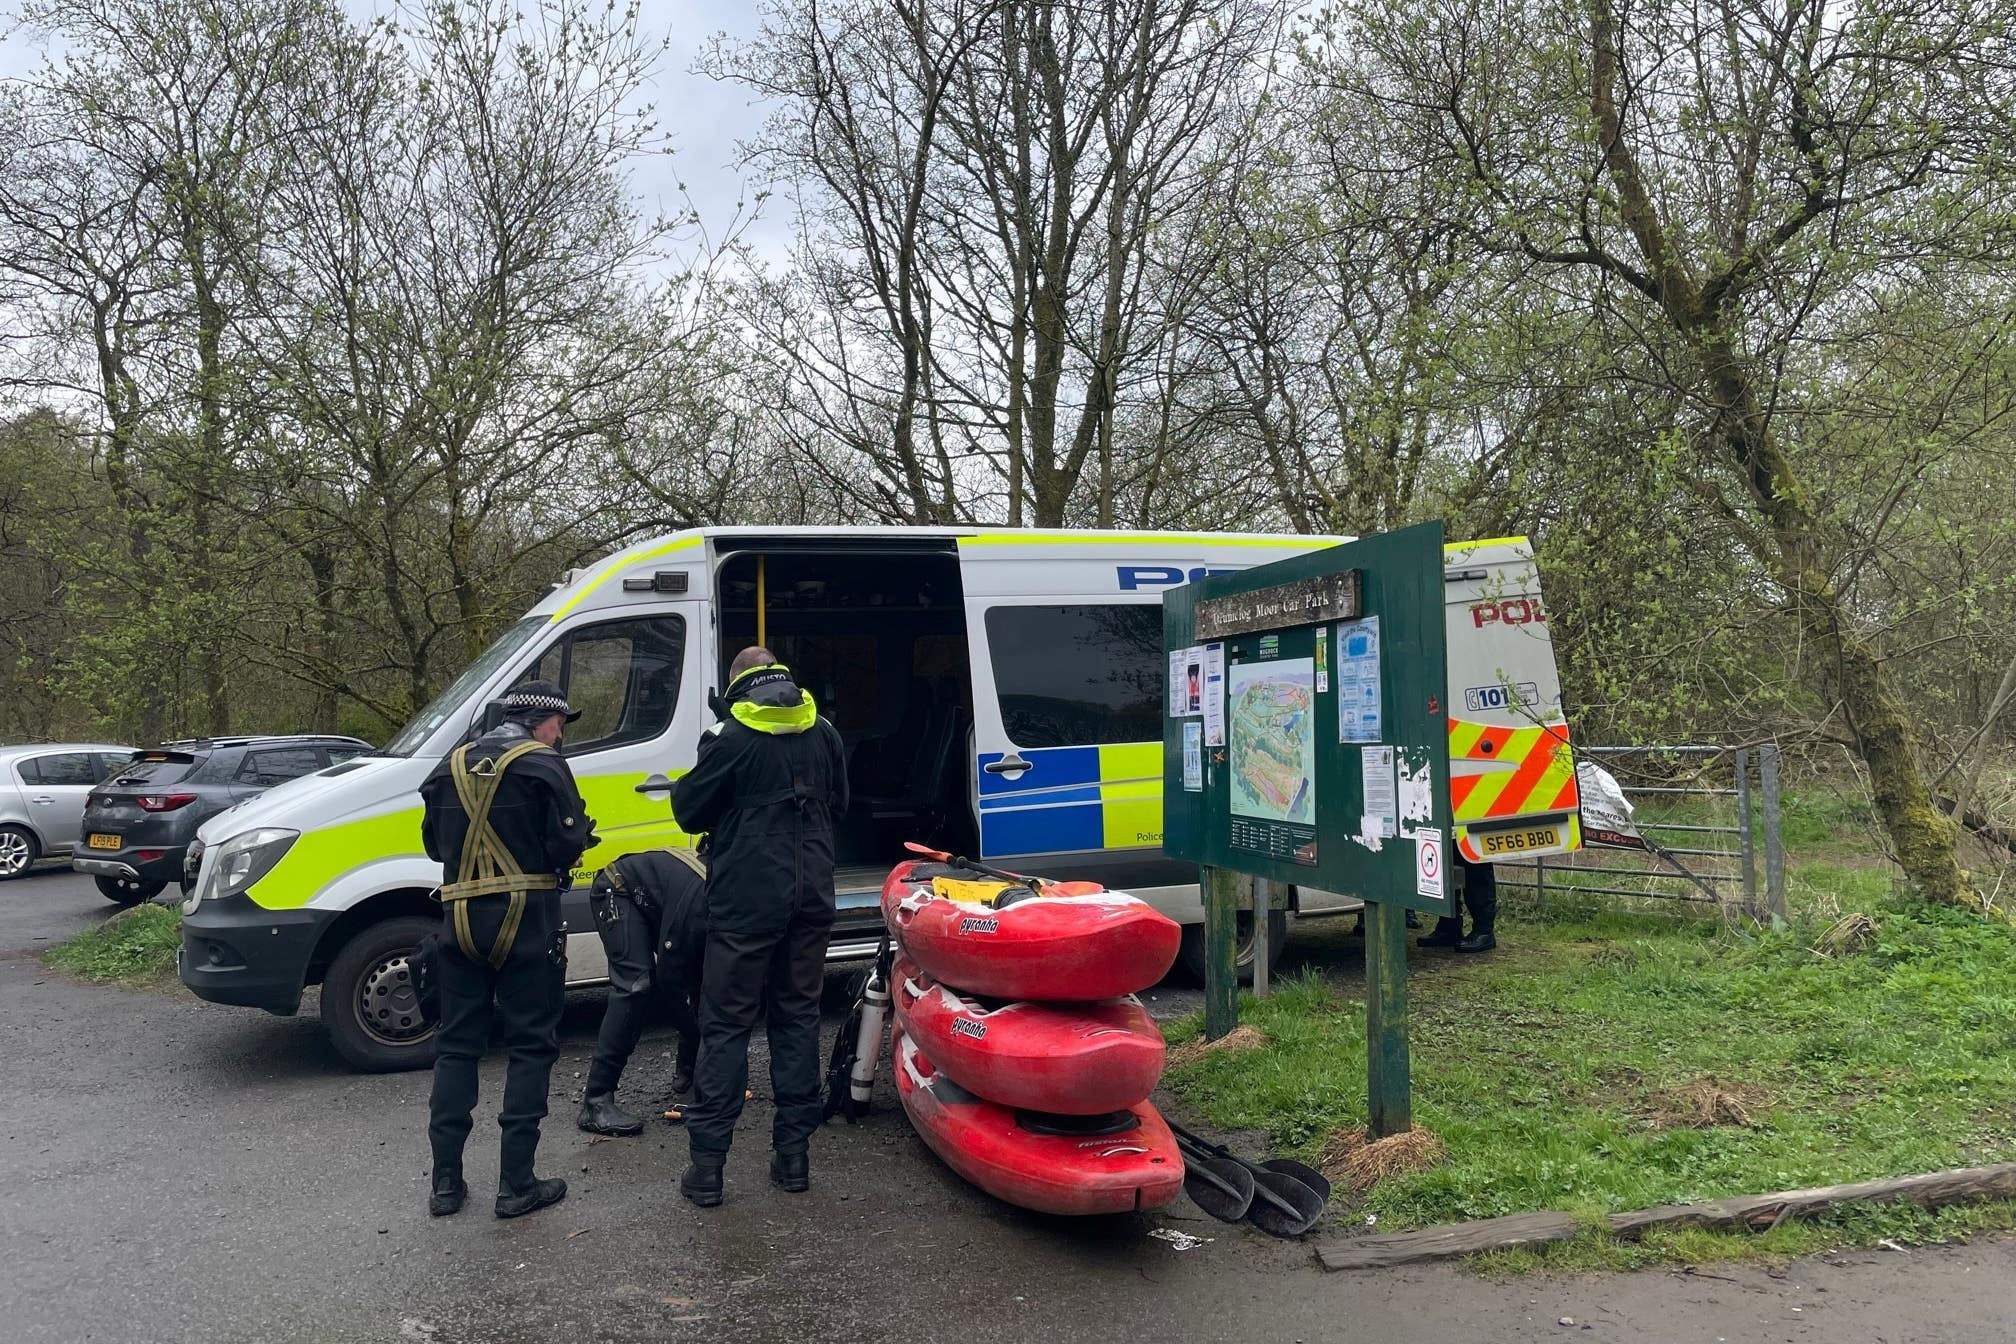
[[577, 848, 708, 1135]]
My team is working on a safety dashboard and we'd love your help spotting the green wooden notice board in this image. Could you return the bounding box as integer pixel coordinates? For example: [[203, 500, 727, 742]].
[[1162, 521, 1455, 917], [1162, 521, 1453, 1134]]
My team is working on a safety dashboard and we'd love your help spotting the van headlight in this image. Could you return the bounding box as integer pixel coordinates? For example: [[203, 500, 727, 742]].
[[208, 828, 300, 902]]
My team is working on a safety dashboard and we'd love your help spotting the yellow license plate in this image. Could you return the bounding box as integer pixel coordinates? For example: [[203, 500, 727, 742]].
[[1479, 825, 1560, 856], [88, 833, 122, 850]]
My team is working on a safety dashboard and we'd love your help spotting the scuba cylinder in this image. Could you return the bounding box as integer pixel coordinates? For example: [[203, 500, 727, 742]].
[[848, 956, 892, 1106], [823, 930, 895, 1123]]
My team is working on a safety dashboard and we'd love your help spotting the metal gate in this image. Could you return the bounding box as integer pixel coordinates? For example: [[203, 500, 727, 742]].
[[1494, 744, 1786, 921]]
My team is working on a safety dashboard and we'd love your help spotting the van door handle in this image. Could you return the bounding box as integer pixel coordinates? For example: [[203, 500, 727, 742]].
[[634, 773, 675, 794], [983, 756, 1031, 778]]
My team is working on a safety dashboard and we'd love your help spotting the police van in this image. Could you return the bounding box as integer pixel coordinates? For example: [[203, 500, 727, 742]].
[[179, 527, 1573, 1070]]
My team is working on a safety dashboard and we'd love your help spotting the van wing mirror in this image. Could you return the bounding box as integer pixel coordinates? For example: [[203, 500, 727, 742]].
[[468, 699, 506, 742]]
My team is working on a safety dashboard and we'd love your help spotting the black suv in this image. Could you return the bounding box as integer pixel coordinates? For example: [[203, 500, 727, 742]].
[[75, 735, 371, 904]]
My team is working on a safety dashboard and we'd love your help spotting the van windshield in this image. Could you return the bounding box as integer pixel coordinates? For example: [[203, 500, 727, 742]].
[[381, 617, 549, 757]]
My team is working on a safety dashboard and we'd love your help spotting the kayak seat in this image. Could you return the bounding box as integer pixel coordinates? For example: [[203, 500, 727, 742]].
[[1014, 1109, 1142, 1138]]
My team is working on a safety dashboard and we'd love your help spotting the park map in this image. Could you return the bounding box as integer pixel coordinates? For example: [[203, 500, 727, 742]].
[[1228, 657, 1317, 824]]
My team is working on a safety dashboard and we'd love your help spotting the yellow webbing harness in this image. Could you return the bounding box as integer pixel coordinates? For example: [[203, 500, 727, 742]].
[[438, 739, 559, 969]]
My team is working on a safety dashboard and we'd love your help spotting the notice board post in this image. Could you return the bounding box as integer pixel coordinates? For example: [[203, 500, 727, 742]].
[[1163, 521, 1452, 1138], [1202, 865, 1239, 1040]]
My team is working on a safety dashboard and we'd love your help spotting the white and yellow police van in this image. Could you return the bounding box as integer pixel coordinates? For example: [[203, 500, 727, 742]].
[[179, 526, 1573, 1069]]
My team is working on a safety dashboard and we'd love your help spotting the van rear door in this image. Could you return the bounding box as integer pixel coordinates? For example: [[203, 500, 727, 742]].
[[1443, 538, 1580, 862]]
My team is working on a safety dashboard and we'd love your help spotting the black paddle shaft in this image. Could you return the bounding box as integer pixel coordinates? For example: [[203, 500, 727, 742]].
[[903, 842, 1041, 892]]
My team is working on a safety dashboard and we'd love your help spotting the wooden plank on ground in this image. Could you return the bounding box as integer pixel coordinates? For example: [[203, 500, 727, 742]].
[[1314, 1211, 1581, 1271], [1605, 1162, 2016, 1239]]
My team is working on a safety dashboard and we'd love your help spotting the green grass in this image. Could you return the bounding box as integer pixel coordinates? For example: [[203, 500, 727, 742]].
[[44, 904, 183, 985], [1162, 892, 2016, 1268]]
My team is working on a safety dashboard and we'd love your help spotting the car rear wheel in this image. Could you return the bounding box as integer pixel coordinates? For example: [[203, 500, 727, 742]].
[[96, 875, 167, 905], [322, 916, 439, 1072], [0, 826, 37, 880], [1176, 909, 1288, 985]]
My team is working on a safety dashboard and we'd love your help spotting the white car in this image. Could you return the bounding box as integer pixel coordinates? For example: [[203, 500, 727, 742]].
[[0, 743, 137, 879]]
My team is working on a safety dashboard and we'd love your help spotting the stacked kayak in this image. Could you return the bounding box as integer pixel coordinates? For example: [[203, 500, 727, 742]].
[[882, 858, 1185, 1215], [893, 1030, 1183, 1216], [884, 865, 1181, 1001], [892, 955, 1165, 1115]]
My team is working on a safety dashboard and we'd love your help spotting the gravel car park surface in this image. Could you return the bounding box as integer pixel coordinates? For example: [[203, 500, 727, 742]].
[[4, 870, 2012, 1344]]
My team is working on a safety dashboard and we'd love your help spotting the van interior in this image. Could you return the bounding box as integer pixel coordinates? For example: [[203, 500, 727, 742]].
[[714, 545, 976, 871]]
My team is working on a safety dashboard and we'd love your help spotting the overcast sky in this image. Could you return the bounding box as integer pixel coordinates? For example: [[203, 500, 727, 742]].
[[0, 0, 784, 255], [605, 0, 786, 255]]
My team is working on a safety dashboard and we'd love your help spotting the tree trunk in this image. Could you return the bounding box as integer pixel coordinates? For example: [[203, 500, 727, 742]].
[[306, 542, 341, 730], [1584, 0, 1973, 906], [90, 301, 168, 744], [1704, 350, 1970, 905]]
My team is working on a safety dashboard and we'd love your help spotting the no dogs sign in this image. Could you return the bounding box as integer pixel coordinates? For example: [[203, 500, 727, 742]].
[[1415, 829, 1445, 900]]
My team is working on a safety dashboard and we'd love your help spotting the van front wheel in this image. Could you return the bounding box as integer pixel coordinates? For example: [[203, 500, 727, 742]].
[[322, 916, 438, 1072], [1176, 909, 1287, 986]]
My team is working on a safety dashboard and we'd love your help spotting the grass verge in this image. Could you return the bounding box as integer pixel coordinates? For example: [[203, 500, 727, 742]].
[[44, 903, 183, 986], [1160, 891, 2016, 1269]]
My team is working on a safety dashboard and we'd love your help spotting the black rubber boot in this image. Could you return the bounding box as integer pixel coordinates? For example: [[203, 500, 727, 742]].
[[578, 1093, 645, 1137], [669, 1070, 695, 1099], [1417, 917, 1463, 949], [494, 1176, 567, 1219], [681, 1162, 725, 1208], [770, 1151, 809, 1194], [428, 1169, 467, 1218], [1455, 929, 1498, 954]]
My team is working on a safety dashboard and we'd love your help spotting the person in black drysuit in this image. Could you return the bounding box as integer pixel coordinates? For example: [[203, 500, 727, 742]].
[[1418, 854, 1498, 953], [419, 680, 596, 1220], [671, 648, 848, 1207], [577, 848, 708, 1136]]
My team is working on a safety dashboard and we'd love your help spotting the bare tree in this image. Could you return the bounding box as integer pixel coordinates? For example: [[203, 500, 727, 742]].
[[723, 0, 1289, 525], [1332, 0, 2016, 904]]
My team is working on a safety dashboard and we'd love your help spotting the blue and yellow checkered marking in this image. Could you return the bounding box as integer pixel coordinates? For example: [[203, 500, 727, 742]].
[[978, 743, 1164, 858]]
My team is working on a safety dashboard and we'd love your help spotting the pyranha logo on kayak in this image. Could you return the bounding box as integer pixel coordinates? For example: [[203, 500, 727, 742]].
[[957, 915, 999, 934], [949, 1018, 988, 1041]]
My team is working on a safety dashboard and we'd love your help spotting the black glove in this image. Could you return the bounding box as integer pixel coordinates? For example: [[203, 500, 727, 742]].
[[412, 932, 443, 1026]]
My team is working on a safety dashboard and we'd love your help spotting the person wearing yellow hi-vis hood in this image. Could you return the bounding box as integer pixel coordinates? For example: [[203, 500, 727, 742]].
[[672, 649, 848, 1207], [418, 680, 596, 1220]]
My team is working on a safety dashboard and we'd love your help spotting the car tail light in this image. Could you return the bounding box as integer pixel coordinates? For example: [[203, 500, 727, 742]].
[[138, 793, 198, 812]]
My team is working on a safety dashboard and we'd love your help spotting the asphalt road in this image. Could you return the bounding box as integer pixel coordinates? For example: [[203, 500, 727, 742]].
[[3, 869, 2013, 1343]]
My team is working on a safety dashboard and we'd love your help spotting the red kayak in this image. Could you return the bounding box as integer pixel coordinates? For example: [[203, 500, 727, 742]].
[[881, 860, 1182, 1001], [890, 954, 1166, 1114], [892, 1028, 1184, 1216]]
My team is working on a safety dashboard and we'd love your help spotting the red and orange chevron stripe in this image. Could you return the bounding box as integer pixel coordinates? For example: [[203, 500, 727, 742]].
[[1447, 719, 1578, 822]]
